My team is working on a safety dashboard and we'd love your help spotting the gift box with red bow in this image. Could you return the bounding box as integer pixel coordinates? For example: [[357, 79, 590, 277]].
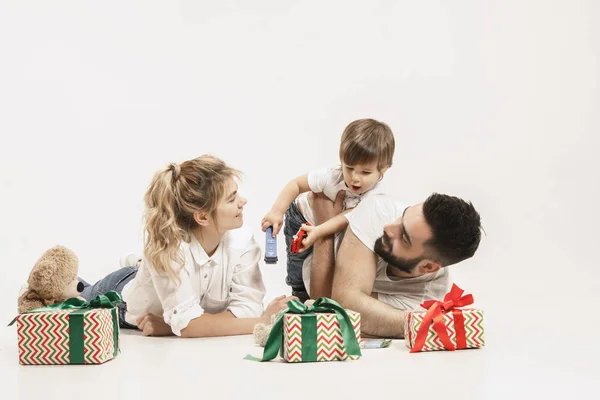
[[405, 284, 484, 352]]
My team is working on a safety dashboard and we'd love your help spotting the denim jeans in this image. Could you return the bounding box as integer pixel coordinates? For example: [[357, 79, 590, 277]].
[[284, 202, 312, 303], [79, 266, 138, 329]]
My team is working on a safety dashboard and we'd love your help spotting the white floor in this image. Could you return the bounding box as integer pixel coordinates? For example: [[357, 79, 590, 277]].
[[1, 1, 599, 399], [1, 320, 597, 400]]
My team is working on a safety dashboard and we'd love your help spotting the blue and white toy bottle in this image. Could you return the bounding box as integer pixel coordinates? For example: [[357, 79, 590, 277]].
[[264, 226, 278, 264]]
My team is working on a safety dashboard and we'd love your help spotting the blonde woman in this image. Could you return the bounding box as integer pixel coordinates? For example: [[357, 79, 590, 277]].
[[79, 154, 295, 337]]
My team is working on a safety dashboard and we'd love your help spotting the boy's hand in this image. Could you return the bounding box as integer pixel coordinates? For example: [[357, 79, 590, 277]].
[[298, 224, 320, 253], [261, 208, 284, 236]]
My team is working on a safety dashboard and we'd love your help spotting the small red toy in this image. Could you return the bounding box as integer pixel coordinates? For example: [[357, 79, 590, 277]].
[[291, 223, 311, 254]]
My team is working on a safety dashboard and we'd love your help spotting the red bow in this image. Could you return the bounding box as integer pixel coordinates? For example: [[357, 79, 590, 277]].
[[410, 284, 474, 353]]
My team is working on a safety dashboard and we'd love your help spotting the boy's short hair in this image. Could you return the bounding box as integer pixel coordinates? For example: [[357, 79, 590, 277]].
[[339, 119, 395, 170]]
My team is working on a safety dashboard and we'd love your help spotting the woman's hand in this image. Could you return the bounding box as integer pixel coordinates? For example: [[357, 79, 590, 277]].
[[136, 313, 174, 336]]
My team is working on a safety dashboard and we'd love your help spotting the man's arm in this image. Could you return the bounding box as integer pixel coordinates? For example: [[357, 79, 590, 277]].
[[308, 191, 345, 299], [331, 228, 407, 338], [310, 235, 335, 299]]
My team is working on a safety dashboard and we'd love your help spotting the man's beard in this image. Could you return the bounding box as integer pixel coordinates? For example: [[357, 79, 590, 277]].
[[374, 232, 422, 274]]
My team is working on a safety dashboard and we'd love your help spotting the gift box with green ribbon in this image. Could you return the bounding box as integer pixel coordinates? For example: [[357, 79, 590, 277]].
[[9, 291, 121, 365], [245, 297, 362, 363]]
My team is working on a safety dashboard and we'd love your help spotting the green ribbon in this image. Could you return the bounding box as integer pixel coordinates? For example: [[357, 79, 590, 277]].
[[8, 291, 122, 364], [244, 297, 362, 362]]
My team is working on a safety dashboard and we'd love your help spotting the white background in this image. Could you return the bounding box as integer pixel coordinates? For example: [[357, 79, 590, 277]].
[[1, 1, 598, 398]]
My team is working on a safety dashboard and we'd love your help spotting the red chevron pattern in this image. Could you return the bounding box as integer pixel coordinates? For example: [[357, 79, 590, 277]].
[[404, 308, 485, 352], [17, 311, 71, 364], [83, 310, 114, 364], [15, 308, 118, 365], [283, 314, 303, 362], [282, 311, 361, 363]]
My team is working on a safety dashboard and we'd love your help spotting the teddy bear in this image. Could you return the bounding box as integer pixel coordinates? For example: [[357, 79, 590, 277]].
[[18, 245, 85, 313], [253, 299, 316, 347]]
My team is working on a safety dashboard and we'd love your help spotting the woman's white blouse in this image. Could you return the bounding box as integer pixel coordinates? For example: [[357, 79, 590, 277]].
[[122, 227, 266, 336]]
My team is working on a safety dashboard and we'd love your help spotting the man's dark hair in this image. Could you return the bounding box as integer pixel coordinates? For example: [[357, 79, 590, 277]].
[[422, 193, 482, 267]]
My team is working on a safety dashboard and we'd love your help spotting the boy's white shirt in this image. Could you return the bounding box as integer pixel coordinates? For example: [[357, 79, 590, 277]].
[[121, 226, 266, 336], [295, 165, 383, 225]]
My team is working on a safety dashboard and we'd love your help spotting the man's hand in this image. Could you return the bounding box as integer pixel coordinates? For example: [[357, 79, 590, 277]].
[[308, 190, 344, 225], [261, 295, 299, 323], [136, 313, 175, 336]]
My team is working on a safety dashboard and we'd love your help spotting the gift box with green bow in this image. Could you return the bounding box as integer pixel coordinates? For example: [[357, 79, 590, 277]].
[[9, 291, 121, 365], [245, 297, 362, 363]]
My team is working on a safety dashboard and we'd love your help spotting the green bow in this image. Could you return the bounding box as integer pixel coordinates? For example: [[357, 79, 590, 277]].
[[245, 297, 362, 362], [9, 291, 122, 364]]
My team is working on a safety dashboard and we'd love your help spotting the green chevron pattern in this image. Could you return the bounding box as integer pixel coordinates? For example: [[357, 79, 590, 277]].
[[463, 309, 485, 347], [283, 314, 303, 362], [17, 311, 71, 364], [283, 311, 361, 362], [82, 310, 115, 364], [16, 308, 118, 365], [405, 308, 485, 352]]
